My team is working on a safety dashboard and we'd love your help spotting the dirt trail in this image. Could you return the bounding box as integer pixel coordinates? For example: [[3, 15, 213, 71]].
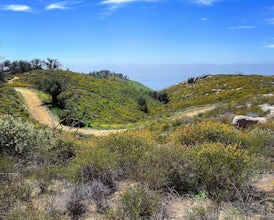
[[14, 87, 120, 136], [170, 105, 216, 120], [8, 76, 19, 84]]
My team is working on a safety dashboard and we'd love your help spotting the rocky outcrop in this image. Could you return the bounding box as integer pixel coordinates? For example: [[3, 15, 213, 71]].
[[232, 115, 267, 129], [233, 104, 274, 129]]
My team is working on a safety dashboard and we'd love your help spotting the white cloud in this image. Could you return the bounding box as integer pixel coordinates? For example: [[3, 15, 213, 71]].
[[101, 0, 158, 4], [2, 4, 32, 12], [99, 0, 159, 18], [45, 1, 82, 10], [45, 3, 66, 10], [229, 25, 256, 30], [201, 17, 209, 21], [266, 18, 274, 25], [185, 0, 220, 6], [46, 4, 66, 10], [264, 44, 274, 48]]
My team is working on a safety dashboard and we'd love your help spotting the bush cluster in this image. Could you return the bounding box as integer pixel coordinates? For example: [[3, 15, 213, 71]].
[[170, 120, 240, 145], [115, 184, 163, 220], [0, 115, 74, 165], [96, 131, 154, 178]]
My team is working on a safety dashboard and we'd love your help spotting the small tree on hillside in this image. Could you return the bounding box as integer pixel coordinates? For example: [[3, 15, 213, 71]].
[[0, 64, 4, 83], [0, 71, 4, 83], [137, 97, 148, 113], [35, 75, 67, 107]]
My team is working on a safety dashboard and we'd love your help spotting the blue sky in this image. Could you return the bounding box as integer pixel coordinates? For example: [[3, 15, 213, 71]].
[[1, 0, 274, 89]]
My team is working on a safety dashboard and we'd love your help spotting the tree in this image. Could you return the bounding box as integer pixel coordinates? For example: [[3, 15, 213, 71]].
[[0, 70, 4, 83], [35, 75, 67, 107], [31, 59, 43, 70], [44, 58, 61, 70], [9, 60, 32, 74], [187, 77, 195, 84], [147, 90, 169, 104], [137, 97, 148, 113], [3, 60, 11, 72]]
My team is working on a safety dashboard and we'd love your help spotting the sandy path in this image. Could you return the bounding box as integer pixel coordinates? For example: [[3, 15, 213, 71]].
[[170, 105, 216, 120], [8, 76, 19, 84], [14, 87, 120, 136]]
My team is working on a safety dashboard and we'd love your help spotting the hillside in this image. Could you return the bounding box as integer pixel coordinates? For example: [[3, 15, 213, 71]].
[[5, 72, 274, 128], [10, 70, 164, 128], [166, 74, 274, 116], [1, 72, 273, 219], [0, 85, 29, 119]]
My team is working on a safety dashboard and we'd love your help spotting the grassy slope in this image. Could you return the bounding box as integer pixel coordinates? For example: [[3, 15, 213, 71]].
[[0, 85, 29, 119], [166, 74, 274, 112], [13, 70, 164, 128], [6, 73, 274, 127]]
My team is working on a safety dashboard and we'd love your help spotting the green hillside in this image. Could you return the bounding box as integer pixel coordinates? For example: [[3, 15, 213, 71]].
[[6, 72, 274, 127], [0, 85, 28, 119], [11, 70, 164, 128], [166, 74, 274, 114]]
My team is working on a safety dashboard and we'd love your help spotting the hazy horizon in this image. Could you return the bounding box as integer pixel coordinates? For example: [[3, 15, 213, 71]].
[[67, 63, 274, 90]]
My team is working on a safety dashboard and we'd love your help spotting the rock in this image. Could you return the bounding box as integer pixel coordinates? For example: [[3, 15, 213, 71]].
[[184, 94, 193, 98], [260, 104, 274, 119], [212, 89, 224, 93], [232, 115, 267, 129], [262, 93, 273, 97]]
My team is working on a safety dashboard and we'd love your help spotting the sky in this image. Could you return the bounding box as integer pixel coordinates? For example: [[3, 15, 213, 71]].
[[0, 0, 274, 89]]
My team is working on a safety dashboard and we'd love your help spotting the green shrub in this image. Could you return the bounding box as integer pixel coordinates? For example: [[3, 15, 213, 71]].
[[115, 184, 162, 220], [96, 131, 154, 178], [193, 143, 255, 201], [249, 128, 274, 157], [0, 115, 74, 165], [136, 145, 198, 194], [66, 144, 118, 187], [7, 204, 63, 220], [80, 164, 116, 191], [0, 179, 31, 219], [0, 156, 15, 173], [170, 120, 241, 146], [137, 97, 149, 113]]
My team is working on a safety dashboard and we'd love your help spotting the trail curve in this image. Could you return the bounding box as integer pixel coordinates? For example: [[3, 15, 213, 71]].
[[14, 87, 122, 136]]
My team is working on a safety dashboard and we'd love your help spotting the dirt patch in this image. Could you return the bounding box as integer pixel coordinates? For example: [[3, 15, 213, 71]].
[[254, 174, 274, 193], [166, 197, 217, 219]]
